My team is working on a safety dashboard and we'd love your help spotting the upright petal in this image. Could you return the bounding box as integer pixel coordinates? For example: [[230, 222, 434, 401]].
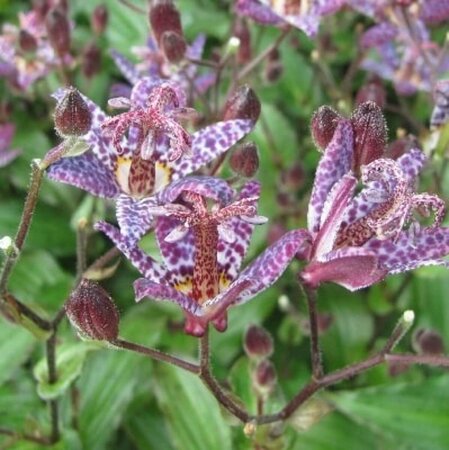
[[110, 49, 140, 85], [95, 221, 167, 281], [47, 152, 120, 198], [231, 229, 312, 305], [308, 119, 354, 233], [169, 119, 254, 178], [366, 227, 449, 274], [116, 194, 156, 245], [397, 148, 427, 183]]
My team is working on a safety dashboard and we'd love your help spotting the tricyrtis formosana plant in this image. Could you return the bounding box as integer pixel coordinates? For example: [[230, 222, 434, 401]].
[[2, 1, 449, 449]]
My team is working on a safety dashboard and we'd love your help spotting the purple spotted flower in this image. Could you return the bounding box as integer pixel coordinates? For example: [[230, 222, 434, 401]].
[[96, 176, 305, 336], [294, 119, 449, 290], [0, 123, 20, 167], [0, 6, 72, 90], [46, 78, 256, 244], [235, 0, 345, 37]]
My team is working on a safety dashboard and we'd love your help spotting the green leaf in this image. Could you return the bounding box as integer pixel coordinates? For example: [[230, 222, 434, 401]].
[[330, 375, 449, 450], [155, 364, 233, 450], [33, 342, 97, 400], [0, 318, 36, 386]]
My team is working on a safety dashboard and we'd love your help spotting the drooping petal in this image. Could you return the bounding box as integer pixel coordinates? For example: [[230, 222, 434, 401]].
[[134, 278, 200, 315], [308, 119, 354, 233], [158, 175, 235, 205], [231, 229, 312, 305], [116, 194, 156, 245], [217, 180, 261, 282], [95, 221, 167, 281], [169, 119, 254, 178], [366, 227, 449, 274], [235, 0, 284, 25], [47, 152, 120, 198], [301, 246, 387, 291], [110, 49, 140, 85]]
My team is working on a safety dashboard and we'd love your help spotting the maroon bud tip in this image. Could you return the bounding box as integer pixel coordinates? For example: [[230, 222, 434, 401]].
[[160, 31, 187, 63], [54, 87, 92, 137], [413, 328, 445, 355], [244, 324, 274, 359], [45, 7, 71, 56], [229, 142, 260, 178], [223, 85, 261, 123], [65, 279, 120, 341], [355, 77, 386, 109], [91, 4, 108, 36], [280, 162, 305, 191], [233, 18, 251, 64], [253, 360, 277, 393], [19, 30, 37, 53], [351, 101, 388, 171], [149, 0, 183, 46], [82, 43, 101, 79], [310, 105, 342, 150], [265, 60, 284, 83]]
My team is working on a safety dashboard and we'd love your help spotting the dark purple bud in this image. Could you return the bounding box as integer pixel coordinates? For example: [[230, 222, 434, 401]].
[[253, 360, 277, 393], [413, 328, 445, 355], [19, 30, 37, 53], [54, 87, 92, 137], [91, 4, 108, 36], [82, 42, 101, 79], [32, 0, 50, 17], [265, 60, 284, 83], [149, 0, 184, 47], [310, 105, 342, 151], [244, 324, 274, 359], [385, 135, 419, 160], [46, 7, 71, 56], [160, 31, 187, 63], [229, 142, 259, 178], [280, 162, 305, 191], [65, 279, 120, 341], [350, 101, 387, 172], [233, 18, 251, 64], [223, 85, 261, 123], [355, 78, 386, 109]]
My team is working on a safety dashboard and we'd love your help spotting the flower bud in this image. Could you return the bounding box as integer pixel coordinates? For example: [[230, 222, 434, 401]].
[[45, 7, 71, 56], [355, 77, 386, 109], [265, 60, 284, 83], [149, 0, 183, 47], [229, 142, 259, 177], [82, 42, 101, 79], [253, 360, 277, 394], [65, 279, 120, 341], [350, 101, 387, 172], [413, 328, 445, 355], [33, 0, 50, 17], [244, 324, 274, 359], [91, 4, 108, 36], [160, 31, 187, 63], [233, 18, 251, 64], [385, 135, 419, 160], [54, 87, 92, 137], [223, 85, 261, 123], [19, 30, 37, 53], [280, 162, 305, 191], [310, 105, 342, 151]]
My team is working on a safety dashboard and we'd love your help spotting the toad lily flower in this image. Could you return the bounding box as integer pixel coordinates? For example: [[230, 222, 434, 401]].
[[96, 177, 306, 336], [47, 78, 256, 244], [0, 123, 20, 167], [235, 0, 345, 37], [297, 120, 449, 290]]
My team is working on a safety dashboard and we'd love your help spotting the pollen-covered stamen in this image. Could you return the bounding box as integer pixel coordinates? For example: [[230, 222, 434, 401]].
[[102, 84, 193, 161]]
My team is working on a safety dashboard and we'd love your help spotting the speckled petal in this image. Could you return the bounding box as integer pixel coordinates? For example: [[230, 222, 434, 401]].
[[360, 23, 397, 49], [95, 221, 167, 281], [158, 175, 235, 205], [366, 227, 449, 274], [235, 0, 283, 25], [431, 80, 449, 128], [116, 194, 156, 245], [302, 246, 387, 291], [134, 278, 199, 315], [110, 49, 140, 85], [397, 148, 427, 183], [169, 119, 254, 178], [308, 119, 354, 233], [232, 229, 311, 305], [47, 152, 120, 198], [420, 0, 449, 24], [218, 180, 260, 281]]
